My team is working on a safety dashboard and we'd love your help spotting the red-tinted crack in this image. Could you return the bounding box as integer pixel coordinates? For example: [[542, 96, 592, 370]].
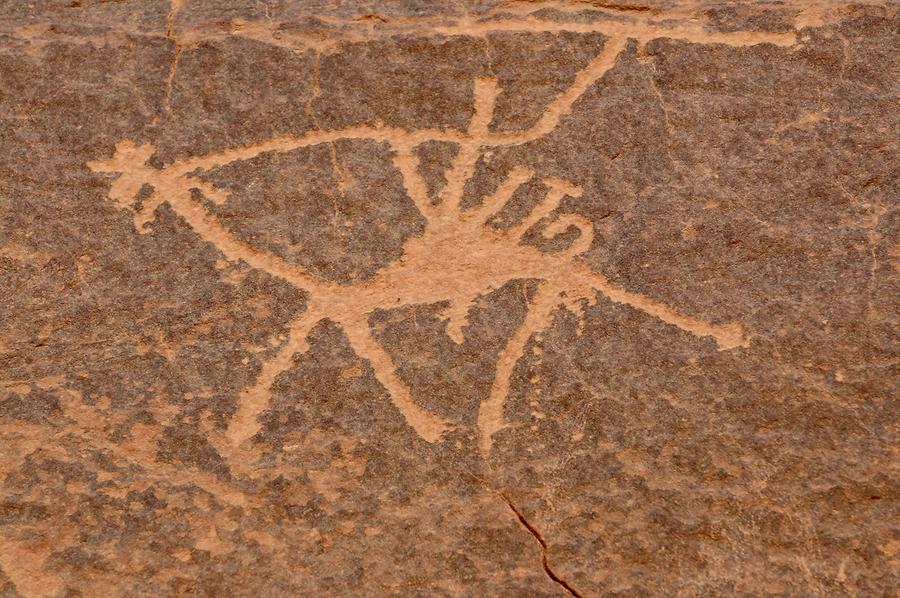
[[499, 493, 583, 597]]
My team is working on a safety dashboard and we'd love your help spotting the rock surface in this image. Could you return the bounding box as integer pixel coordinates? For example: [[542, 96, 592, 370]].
[[1, 1, 898, 596]]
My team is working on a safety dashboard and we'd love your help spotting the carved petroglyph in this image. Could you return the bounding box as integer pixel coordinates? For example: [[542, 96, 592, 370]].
[[7, 3, 820, 58], [89, 27, 779, 461], [164, 5, 799, 55]]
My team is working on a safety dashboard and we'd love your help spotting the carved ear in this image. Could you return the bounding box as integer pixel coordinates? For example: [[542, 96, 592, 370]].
[[472, 165, 533, 222], [509, 177, 583, 238], [541, 213, 594, 257]]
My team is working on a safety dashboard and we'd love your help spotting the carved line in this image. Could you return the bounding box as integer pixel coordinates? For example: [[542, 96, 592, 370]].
[[340, 313, 450, 443], [225, 308, 318, 447], [478, 282, 559, 454], [432, 17, 797, 48], [164, 11, 799, 54], [487, 35, 628, 147]]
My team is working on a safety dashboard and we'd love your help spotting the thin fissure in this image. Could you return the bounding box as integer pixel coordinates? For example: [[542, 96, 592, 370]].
[[500, 493, 584, 598]]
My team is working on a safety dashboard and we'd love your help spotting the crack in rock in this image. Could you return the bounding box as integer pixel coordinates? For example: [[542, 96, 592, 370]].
[[500, 493, 584, 597]]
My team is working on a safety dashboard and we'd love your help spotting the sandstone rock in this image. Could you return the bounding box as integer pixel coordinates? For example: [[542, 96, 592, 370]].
[[1, 1, 897, 595]]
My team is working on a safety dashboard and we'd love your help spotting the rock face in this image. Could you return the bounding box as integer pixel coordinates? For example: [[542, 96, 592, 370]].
[[1, 1, 898, 596]]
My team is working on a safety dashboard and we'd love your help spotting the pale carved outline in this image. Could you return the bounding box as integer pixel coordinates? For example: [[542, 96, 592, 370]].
[[89, 25, 795, 462]]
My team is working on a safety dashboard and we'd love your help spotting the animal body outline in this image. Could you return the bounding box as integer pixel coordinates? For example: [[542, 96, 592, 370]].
[[89, 22, 795, 462]]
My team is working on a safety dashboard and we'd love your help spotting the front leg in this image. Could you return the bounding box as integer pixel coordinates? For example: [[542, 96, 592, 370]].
[[340, 314, 450, 443]]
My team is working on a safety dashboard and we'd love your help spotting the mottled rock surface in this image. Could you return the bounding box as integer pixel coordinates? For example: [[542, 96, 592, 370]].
[[1, 1, 898, 596]]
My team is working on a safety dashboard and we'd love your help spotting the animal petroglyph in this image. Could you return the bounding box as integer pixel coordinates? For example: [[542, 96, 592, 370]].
[[89, 27, 789, 461]]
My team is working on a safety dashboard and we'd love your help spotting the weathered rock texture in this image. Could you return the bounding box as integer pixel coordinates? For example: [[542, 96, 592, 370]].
[[1, 1, 898, 596]]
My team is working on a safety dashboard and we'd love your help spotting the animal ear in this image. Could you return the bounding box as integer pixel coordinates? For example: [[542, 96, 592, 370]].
[[471, 165, 533, 222], [541, 213, 594, 258]]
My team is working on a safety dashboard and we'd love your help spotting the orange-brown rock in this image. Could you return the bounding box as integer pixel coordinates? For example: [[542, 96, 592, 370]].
[[1, 1, 897, 595]]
